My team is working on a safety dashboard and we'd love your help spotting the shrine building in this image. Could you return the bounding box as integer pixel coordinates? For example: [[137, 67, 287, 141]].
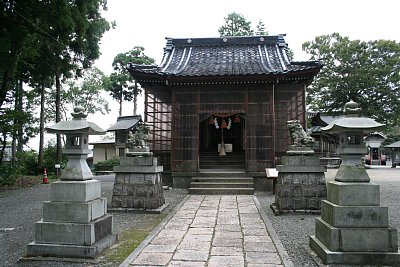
[[128, 35, 322, 189]]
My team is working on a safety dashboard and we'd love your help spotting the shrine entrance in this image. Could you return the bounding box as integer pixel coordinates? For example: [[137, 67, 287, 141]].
[[199, 114, 245, 170]]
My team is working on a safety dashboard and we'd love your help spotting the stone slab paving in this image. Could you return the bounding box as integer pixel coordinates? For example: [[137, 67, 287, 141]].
[[122, 195, 293, 267]]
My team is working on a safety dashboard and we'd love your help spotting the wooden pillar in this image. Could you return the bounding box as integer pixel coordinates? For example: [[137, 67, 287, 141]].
[[272, 82, 276, 166]]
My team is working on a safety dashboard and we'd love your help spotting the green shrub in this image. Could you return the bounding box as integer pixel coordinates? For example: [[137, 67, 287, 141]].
[[94, 158, 120, 172], [42, 142, 67, 174], [15, 150, 39, 176], [0, 150, 39, 186], [0, 164, 17, 186]]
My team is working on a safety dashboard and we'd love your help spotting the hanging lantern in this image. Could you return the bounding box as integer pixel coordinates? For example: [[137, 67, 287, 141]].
[[234, 115, 240, 123], [208, 116, 214, 124], [221, 119, 227, 129]]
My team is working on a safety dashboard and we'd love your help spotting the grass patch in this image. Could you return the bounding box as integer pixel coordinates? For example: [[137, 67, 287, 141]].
[[104, 215, 167, 265], [0, 174, 59, 192]]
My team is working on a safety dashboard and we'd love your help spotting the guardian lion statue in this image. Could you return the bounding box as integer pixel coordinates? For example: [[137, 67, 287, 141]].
[[287, 120, 315, 147]]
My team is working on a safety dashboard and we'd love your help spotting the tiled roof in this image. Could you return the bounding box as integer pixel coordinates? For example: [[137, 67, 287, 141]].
[[107, 115, 141, 131], [128, 35, 322, 79], [385, 141, 400, 148]]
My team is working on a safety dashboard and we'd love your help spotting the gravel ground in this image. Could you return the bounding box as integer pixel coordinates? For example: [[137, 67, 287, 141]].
[[256, 167, 400, 267], [0, 177, 187, 267], [1, 168, 400, 267]]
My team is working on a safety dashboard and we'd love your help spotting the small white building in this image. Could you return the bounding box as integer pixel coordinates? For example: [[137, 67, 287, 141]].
[[89, 140, 116, 164], [90, 115, 142, 164]]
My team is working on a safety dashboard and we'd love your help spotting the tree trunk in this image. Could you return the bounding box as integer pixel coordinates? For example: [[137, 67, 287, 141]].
[[0, 132, 7, 164], [38, 80, 45, 167], [133, 81, 138, 115], [17, 80, 23, 152], [0, 71, 10, 109], [55, 69, 62, 165], [119, 89, 123, 116], [11, 129, 16, 167], [11, 81, 18, 166]]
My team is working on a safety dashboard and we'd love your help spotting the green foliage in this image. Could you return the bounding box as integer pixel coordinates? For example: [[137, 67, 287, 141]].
[[42, 142, 67, 174], [0, 143, 66, 185], [93, 158, 120, 172], [255, 20, 268, 36], [303, 33, 400, 126], [15, 150, 39, 176], [0, 0, 112, 164], [218, 12, 254, 37], [62, 67, 111, 118], [106, 46, 155, 115], [382, 126, 400, 146], [0, 164, 16, 186]]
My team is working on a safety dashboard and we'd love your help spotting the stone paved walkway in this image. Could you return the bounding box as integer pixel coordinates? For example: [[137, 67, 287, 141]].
[[121, 195, 292, 267]]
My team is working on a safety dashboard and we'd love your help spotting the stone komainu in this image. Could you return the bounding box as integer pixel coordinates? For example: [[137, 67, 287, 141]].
[[287, 120, 314, 147]]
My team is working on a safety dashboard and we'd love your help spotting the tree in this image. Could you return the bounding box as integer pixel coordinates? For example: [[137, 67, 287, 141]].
[[218, 12, 254, 37], [63, 67, 110, 118], [106, 46, 155, 116], [302, 33, 400, 127], [0, 0, 112, 167], [255, 20, 268, 36]]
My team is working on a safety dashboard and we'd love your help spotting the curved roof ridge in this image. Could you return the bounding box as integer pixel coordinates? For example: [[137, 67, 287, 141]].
[[161, 47, 175, 72], [174, 47, 192, 74], [257, 45, 269, 72], [275, 44, 288, 72], [263, 45, 277, 73]]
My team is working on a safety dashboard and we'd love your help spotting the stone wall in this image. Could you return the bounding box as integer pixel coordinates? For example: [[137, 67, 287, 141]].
[[112, 156, 165, 210], [275, 155, 326, 212]]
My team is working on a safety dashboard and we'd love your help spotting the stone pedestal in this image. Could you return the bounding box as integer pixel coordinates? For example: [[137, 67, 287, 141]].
[[27, 180, 115, 258], [310, 180, 400, 265], [112, 156, 166, 212], [272, 154, 326, 213]]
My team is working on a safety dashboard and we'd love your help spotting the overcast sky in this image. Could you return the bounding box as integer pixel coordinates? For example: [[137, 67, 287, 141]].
[[95, 0, 400, 75], [34, 0, 400, 148]]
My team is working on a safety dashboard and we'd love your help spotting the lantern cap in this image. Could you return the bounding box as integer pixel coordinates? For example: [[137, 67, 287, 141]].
[[45, 106, 106, 135], [321, 100, 384, 133]]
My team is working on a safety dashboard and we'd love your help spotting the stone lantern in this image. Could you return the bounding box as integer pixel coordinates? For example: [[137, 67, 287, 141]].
[[48, 106, 105, 180], [27, 106, 115, 258], [310, 100, 400, 265]]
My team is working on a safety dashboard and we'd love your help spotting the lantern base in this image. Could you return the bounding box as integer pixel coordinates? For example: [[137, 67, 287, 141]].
[[27, 232, 116, 259], [310, 235, 400, 266]]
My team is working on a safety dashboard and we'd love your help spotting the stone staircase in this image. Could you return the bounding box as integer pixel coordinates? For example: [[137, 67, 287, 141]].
[[189, 171, 254, 195], [199, 151, 245, 170]]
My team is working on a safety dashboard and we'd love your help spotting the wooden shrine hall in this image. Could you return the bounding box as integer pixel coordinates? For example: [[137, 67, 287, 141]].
[[128, 35, 322, 189]]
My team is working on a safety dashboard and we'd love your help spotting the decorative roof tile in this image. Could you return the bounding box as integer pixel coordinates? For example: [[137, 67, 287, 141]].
[[128, 35, 322, 80]]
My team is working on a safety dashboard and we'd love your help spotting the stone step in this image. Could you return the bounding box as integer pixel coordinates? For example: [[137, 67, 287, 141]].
[[200, 156, 244, 161], [200, 152, 245, 170], [191, 177, 253, 183], [199, 164, 245, 169], [196, 171, 249, 177], [190, 182, 254, 188], [189, 188, 254, 195], [189, 174, 254, 195]]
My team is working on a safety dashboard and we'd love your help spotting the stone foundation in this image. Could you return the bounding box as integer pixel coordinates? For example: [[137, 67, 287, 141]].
[[273, 154, 326, 213], [112, 156, 165, 210], [310, 180, 400, 265], [27, 179, 114, 258]]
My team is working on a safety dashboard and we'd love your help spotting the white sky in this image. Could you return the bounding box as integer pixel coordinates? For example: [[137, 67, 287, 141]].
[[31, 0, 400, 149]]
